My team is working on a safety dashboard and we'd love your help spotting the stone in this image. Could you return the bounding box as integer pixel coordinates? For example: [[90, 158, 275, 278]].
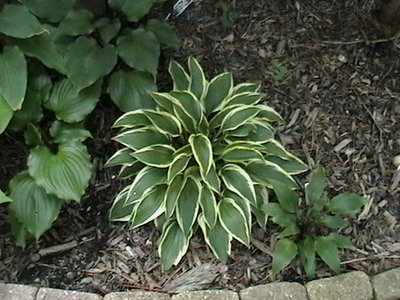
[[306, 271, 373, 300], [0, 283, 38, 300], [171, 290, 238, 300], [240, 282, 308, 300], [36, 287, 102, 300], [104, 291, 170, 300], [371, 267, 400, 300]]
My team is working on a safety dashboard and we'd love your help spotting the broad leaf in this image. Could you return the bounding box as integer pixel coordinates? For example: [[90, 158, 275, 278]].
[[233, 82, 261, 94], [170, 91, 203, 122], [314, 236, 341, 274], [169, 60, 190, 90], [188, 57, 207, 100], [167, 154, 191, 181], [218, 198, 249, 245], [329, 193, 366, 215], [165, 174, 185, 218], [45, 79, 101, 123], [112, 110, 152, 128], [8, 211, 32, 248], [199, 216, 231, 261], [109, 186, 135, 221], [0, 94, 13, 134], [326, 233, 353, 249], [159, 221, 188, 270], [203, 72, 232, 114], [256, 104, 284, 123], [189, 134, 213, 176], [105, 148, 137, 168], [49, 121, 92, 143], [19, 0, 75, 22], [108, 70, 157, 112], [320, 215, 349, 229], [306, 165, 327, 205], [265, 156, 309, 175], [0, 4, 46, 38], [97, 18, 121, 44], [177, 177, 200, 235], [223, 92, 261, 107], [199, 185, 217, 228], [146, 19, 179, 48], [143, 110, 181, 136], [66, 37, 117, 90], [28, 141, 92, 202], [0, 188, 12, 204], [221, 106, 259, 131], [203, 163, 221, 193], [8, 171, 62, 239], [59, 9, 94, 36], [270, 180, 299, 213], [222, 146, 263, 162], [272, 238, 298, 275], [24, 123, 43, 147], [117, 28, 160, 76], [132, 145, 175, 167], [109, 0, 153, 22], [299, 236, 316, 279], [0, 46, 27, 110], [114, 127, 170, 150]]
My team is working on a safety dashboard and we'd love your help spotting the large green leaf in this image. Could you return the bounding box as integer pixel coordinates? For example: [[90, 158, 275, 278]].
[[131, 184, 167, 227], [113, 127, 170, 150], [8, 211, 32, 248], [306, 165, 327, 205], [159, 221, 188, 270], [0, 188, 12, 204], [199, 216, 231, 261], [27, 141, 92, 202], [326, 233, 353, 249], [96, 17, 121, 44], [108, 0, 154, 22], [44, 79, 101, 123], [132, 145, 175, 167], [19, 0, 75, 22], [203, 72, 232, 114], [66, 37, 117, 90], [8, 171, 62, 239], [0, 46, 27, 110], [59, 9, 94, 36], [176, 177, 200, 235], [272, 238, 298, 275], [265, 156, 309, 175], [0, 94, 13, 134], [117, 28, 160, 76], [169, 60, 190, 91], [49, 121, 92, 143], [299, 236, 316, 279], [188, 57, 207, 100], [221, 164, 256, 205], [314, 236, 341, 274], [329, 193, 366, 215], [108, 70, 157, 112], [189, 134, 213, 177], [0, 4, 47, 38], [199, 185, 217, 228], [218, 198, 249, 245], [146, 19, 179, 48]]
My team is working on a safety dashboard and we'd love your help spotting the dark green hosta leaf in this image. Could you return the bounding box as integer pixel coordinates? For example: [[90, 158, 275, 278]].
[[189, 134, 213, 177], [131, 184, 167, 227], [203, 163, 221, 194], [0, 188, 12, 204], [118, 162, 145, 179], [49, 121, 92, 143], [8, 211, 32, 248], [299, 236, 316, 279], [0, 4, 47, 38], [132, 145, 175, 167], [188, 57, 207, 100], [12, 32, 66, 73], [177, 177, 200, 235], [66, 37, 117, 90], [220, 164, 256, 205], [221, 106, 259, 132], [24, 123, 43, 147], [114, 127, 170, 150], [8, 171, 62, 239], [326, 233, 353, 249], [28, 141, 92, 202], [109, 186, 135, 221], [199, 185, 217, 228], [0, 94, 13, 134], [165, 174, 185, 218], [19, 0, 75, 22], [272, 238, 298, 275], [306, 165, 327, 205], [159, 221, 188, 270], [59, 9, 94, 36], [314, 236, 341, 274], [108, 0, 154, 22], [0, 46, 27, 110], [45, 79, 101, 123], [96, 18, 121, 44], [125, 167, 167, 205], [117, 28, 160, 76], [320, 215, 349, 230], [105, 148, 137, 168], [169, 60, 190, 91], [329, 193, 366, 215], [146, 19, 179, 48], [167, 154, 191, 181], [224, 190, 252, 232], [218, 198, 249, 245], [203, 72, 232, 114], [270, 180, 299, 213], [108, 71, 157, 112]]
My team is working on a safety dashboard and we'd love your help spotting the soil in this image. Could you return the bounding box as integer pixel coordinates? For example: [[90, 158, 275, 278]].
[[1, 0, 400, 296]]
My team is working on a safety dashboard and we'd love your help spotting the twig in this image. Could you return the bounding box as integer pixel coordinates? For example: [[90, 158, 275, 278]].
[[38, 240, 78, 256]]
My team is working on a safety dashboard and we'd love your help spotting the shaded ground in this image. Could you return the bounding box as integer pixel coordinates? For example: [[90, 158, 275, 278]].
[[1, 0, 399, 295]]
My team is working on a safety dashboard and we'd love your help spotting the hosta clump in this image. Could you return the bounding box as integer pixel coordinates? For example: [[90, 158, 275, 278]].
[[108, 57, 309, 270], [264, 166, 366, 278]]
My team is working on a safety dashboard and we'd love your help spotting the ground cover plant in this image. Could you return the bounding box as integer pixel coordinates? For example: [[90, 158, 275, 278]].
[[0, 0, 178, 246]]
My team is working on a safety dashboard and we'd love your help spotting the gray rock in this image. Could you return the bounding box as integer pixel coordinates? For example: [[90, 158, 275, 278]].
[[0, 284, 38, 300], [306, 271, 373, 300], [36, 287, 102, 300], [104, 291, 170, 300], [171, 290, 238, 300], [240, 282, 308, 300], [371, 267, 400, 300]]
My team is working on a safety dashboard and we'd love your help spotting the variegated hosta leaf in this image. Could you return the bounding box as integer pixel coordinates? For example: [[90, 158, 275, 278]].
[[177, 177, 200, 235], [202, 162, 221, 194], [8, 171, 63, 239], [199, 185, 217, 228], [118, 162, 145, 179], [150, 92, 176, 114], [253, 185, 269, 230], [188, 57, 207, 100], [142, 110, 181, 136], [159, 221, 189, 271], [105, 147, 137, 168], [131, 184, 167, 228], [170, 91, 202, 123], [28, 141, 92, 202], [265, 156, 309, 175], [218, 198, 249, 245], [167, 153, 191, 182], [125, 167, 167, 205], [222, 146, 263, 162], [203, 72, 232, 114], [109, 186, 135, 221], [113, 127, 170, 150], [169, 59, 190, 91], [223, 190, 252, 232], [232, 82, 261, 94], [132, 144, 175, 167], [113, 110, 152, 128], [223, 92, 262, 108], [165, 174, 186, 218], [189, 134, 213, 177], [220, 164, 256, 205], [256, 104, 284, 124], [221, 106, 259, 132]]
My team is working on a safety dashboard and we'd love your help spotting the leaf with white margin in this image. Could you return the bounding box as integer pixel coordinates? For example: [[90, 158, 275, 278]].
[[189, 134, 213, 177], [218, 198, 249, 245]]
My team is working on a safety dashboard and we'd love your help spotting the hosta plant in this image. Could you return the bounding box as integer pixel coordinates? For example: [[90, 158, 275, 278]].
[[264, 166, 366, 278], [108, 57, 309, 270]]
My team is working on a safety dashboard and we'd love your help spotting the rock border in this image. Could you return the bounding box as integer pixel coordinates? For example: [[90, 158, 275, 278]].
[[1, 268, 399, 300]]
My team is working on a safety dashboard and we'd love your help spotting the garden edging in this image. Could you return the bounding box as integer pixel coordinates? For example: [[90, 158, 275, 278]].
[[1, 267, 399, 300]]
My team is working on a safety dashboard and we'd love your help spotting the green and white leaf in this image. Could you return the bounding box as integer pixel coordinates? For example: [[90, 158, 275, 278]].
[[165, 174, 186, 218], [167, 154, 191, 182], [203, 72, 232, 114], [188, 57, 207, 100], [113, 127, 170, 150], [159, 221, 188, 270], [199, 216, 231, 261], [169, 59, 190, 90], [199, 185, 217, 228], [105, 148, 137, 168], [132, 145, 175, 167], [189, 134, 213, 176], [176, 177, 200, 235], [109, 186, 135, 221], [218, 198, 249, 245], [143, 110, 181, 136]]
